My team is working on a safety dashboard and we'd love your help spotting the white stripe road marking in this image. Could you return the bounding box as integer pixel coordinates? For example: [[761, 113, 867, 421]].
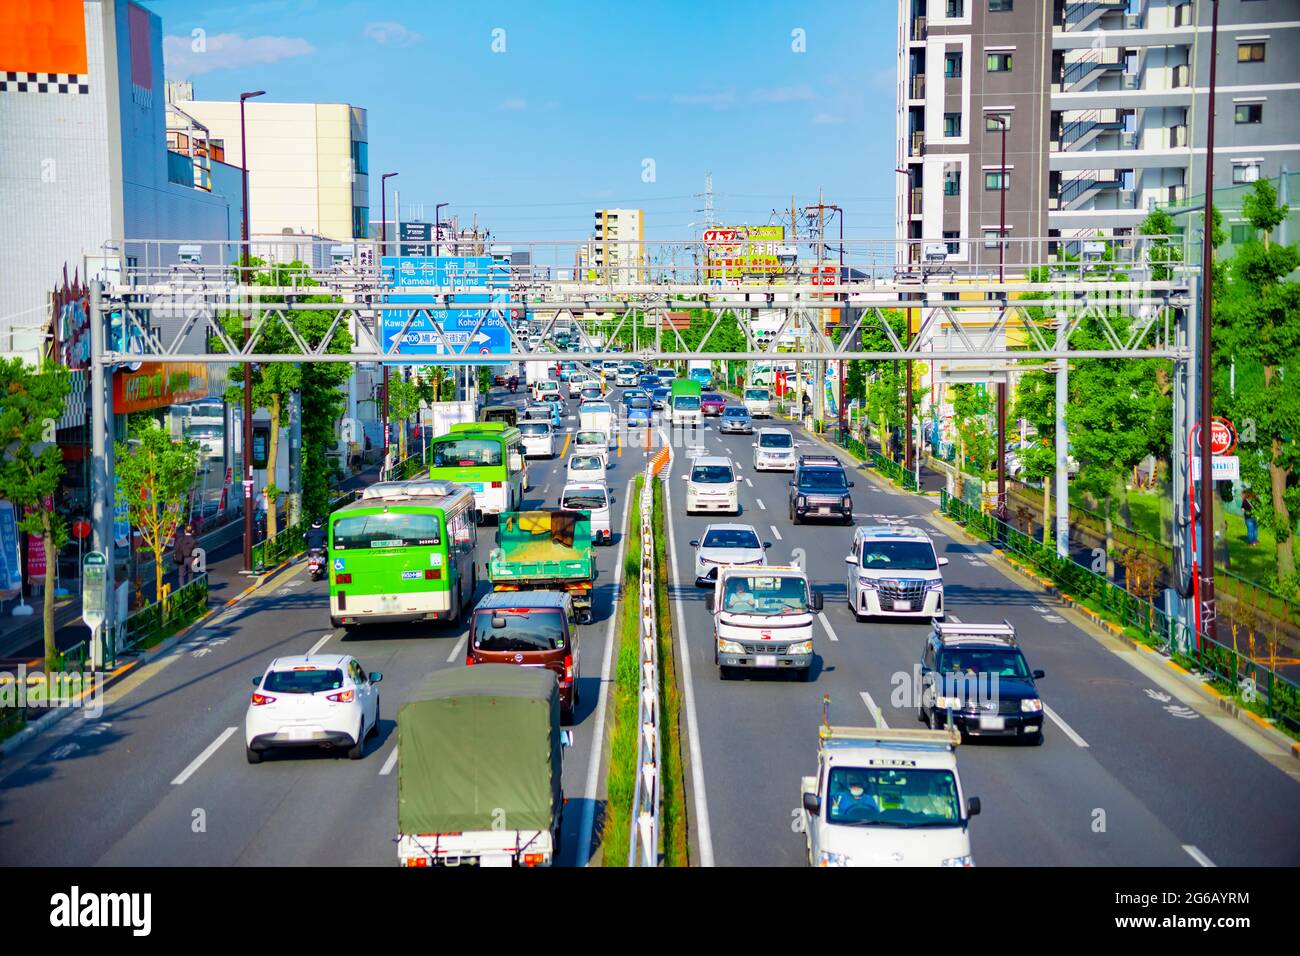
[[1183, 845, 1216, 867], [306, 633, 332, 656], [379, 745, 399, 776], [447, 635, 467, 663], [1043, 704, 1089, 748], [172, 727, 238, 786], [947, 614, 961, 623], [756, 498, 766, 511], [579, 477, 635, 866], [817, 611, 840, 642], [744, 477, 753, 488], [770, 524, 783, 541], [859, 691, 888, 727]]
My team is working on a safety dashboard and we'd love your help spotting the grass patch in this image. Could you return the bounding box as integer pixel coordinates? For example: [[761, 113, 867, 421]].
[[651, 478, 689, 866], [0, 708, 25, 743], [601, 475, 644, 866]]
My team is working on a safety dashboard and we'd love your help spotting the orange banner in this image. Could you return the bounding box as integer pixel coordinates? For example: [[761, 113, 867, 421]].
[[114, 363, 210, 414], [0, 0, 88, 75]]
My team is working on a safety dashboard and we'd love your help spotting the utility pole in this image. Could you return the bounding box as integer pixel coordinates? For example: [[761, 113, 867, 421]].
[[993, 115, 1009, 520], [239, 89, 265, 573]]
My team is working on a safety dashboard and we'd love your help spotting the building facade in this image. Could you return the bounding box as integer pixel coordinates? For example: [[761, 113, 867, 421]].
[[577, 208, 646, 282]]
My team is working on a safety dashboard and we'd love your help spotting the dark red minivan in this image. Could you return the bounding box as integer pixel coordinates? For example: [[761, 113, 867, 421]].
[[466, 590, 580, 723]]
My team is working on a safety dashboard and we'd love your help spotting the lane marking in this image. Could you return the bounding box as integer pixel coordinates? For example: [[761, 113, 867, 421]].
[[379, 745, 399, 776], [744, 477, 753, 488], [447, 635, 467, 663], [579, 477, 635, 866], [172, 726, 238, 786], [1043, 704, 1089, 748], [770, 524, 783, 541], [817, 611, 840, 643], [560, 432, 572, 457], [755, 498, 766, 511], [665, 461, 716, 867], [1182, 845, 1215, 868], [947, 614, 961, 623], [859, 691, 889, 728], [306, 633, 332, 656]]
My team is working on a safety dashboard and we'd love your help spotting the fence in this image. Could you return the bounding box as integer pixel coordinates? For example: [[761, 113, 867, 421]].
[[251, 490, 360, 572], [58, 574, 210, 672], [871, 450, 919, 492], [630, 445, 671, 866], [941, 490, 1299, 734]]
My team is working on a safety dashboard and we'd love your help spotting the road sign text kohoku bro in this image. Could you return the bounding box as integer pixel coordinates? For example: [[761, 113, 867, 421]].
[[380, 255, 514, 360]]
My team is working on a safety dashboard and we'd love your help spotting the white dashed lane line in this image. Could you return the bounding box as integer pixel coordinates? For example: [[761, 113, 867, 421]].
[[306, 633, 332, 656], [1043, 704, 1089, 748], [379, 746, 399, 776], [755, 498, 766, 511], [1183, 845, 1215, 867], [859, 691, 888, 727], [447, 635, 467, 663], [770, 525, 783, 541], [817, 611, 840, 643], [171, 727, 238, 786]]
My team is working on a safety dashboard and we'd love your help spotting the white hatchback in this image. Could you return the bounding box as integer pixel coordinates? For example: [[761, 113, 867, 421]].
[[753, 428, 797, 471], [684, 455, 740, 515], [245, 654, 382, 763], [690, 522, 770, 585]]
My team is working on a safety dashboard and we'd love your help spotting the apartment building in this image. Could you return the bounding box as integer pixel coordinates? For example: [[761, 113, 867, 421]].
[[898, 0, 1300, 252], [577, 208, 646, 282]]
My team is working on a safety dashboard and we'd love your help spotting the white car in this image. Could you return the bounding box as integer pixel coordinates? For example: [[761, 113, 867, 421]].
[[519, 421, 556, 458], [690, 523, 770, 585], [684, 455, 739, 515], [566, 452, 607, 486], [615, 367, 638, 387], [752, 428, 796, 471], [245, 654, 382, 763], [574, 429, 610, 465], [844, 525, 948, 621], [534, 379, 560, 403], [561, 481, 614, 545], [743, 387, 774, 418]]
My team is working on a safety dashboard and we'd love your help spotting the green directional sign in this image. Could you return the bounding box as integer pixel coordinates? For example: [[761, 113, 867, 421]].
[[82, 551, 107, 630]]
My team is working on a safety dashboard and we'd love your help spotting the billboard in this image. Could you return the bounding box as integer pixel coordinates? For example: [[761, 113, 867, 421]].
[[399, 222, 434, 256], [380, 256, 512, 359], [704, 225, 786, 281], [114, 363, 209, 414]]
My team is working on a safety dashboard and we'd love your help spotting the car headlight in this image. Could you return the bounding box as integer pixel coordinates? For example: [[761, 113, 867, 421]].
[[787, 641, 813, 655], [818, 851, 851, 867], [1020, 698, 1043, 713], [941, 855, 975, 867], [718, 640, 745, 655], [936, 695, 962, 709], [842, 495, 852, 509], [925, 579, 944, 591], [856, 576, 878, 590], [797, 495, 807, 508]]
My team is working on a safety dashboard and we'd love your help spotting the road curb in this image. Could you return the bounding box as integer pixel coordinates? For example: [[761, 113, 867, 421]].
[[931, 510, 1300, 762]]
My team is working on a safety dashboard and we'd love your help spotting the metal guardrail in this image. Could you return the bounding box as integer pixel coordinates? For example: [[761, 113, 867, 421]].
[[630, 445, 671, 866], [940, 490, 1299, 733]]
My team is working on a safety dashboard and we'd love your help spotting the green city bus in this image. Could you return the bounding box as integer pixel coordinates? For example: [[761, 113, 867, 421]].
[[328, 480, 478, 629], [426, 421, 526, 522]]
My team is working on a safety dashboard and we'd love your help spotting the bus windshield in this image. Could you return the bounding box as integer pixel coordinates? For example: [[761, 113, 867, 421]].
[[431, 438, 503, 469], [332, 511, 441, 549]]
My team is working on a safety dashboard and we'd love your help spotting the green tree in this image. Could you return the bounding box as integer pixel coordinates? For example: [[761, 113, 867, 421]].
[[386, 375, 423, 462], [114, 421, 200, 605], [0, 358, 72, 668], [1011, 369, 1058, 544], [951, 384, 995, 481]]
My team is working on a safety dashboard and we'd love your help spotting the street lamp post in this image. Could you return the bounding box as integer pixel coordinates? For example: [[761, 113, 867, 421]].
[[894, 167, 915, 475], [380, 172, 398, 472], [239, 89, 265, 573], [992, 115, 1009, 521]]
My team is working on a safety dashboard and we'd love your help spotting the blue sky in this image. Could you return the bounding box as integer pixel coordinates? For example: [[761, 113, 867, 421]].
[[148, 0, 898, 243]]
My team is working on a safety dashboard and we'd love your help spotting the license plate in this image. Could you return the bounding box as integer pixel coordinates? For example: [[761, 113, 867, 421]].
[[818, 506, 830, 515], [979, 716, 1005, 731], [288, 727, 313, 741], [893, 600, 912, 611], [755, 655, 777, 668]]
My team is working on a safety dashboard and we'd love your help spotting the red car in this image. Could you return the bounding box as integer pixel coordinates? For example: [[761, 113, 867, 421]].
[[493, 372, 507, 386], [701, 392, 727, 417]]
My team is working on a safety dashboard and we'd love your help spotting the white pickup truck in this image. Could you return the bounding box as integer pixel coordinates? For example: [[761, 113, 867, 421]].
[[799, 722, 980, 868], [706, 565, 821, 681]]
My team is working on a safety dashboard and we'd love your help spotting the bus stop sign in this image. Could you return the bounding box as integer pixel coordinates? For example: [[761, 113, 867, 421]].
[[82, 551, 107, 629]]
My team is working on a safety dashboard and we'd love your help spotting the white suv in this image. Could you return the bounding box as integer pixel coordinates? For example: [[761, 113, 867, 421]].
[[684, 455, 739, 515], [752, 428, 796, 471], [245, 654, 382, 763], [844, 526, 948, 621]]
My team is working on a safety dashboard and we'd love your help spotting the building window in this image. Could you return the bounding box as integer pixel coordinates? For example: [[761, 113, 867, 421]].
[[944, 112, 962, 137], [943, 170, 961, 196], [1232, 164, 1261, 184], [351, 141, 368, 175], [1236, 42, 1265, 63], [945, 52, 963, 77], [352, 206, 369, 239], [1234, 103, 1263, 124], [985, 112, 1010, 132], [943, 230, 960, 254], [987, 52, 1013, 72], [985, 171, 1010, 191], [1230, 224, 1255, 244], [983, 229, 1008, 249], [989, 0, 1012, 9], [946, 0, 964, 16]]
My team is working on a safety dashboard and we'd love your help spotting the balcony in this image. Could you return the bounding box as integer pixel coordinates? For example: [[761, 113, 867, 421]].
[[910, 188, 924, 216], [911, 16, 927, 41], [910, 75, 925, 99], [910, 130, 925, 156]]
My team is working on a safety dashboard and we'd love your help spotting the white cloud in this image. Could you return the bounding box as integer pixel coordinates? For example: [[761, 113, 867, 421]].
[[363, 21, 422, 46], [812, 112, 844, 124], [163, 33, 315, 79], [671, 90, 736, 110], [499, 97, 528, 111], [753, 84, 816, 103]]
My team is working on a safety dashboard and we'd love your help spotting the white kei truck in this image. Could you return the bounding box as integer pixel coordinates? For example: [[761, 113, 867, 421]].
[[706, 565, 821, 682]]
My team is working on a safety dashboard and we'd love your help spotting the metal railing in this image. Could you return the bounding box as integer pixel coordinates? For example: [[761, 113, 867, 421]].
[[871, 450, 919, 492], [630, 446, 671, 866], [59, 574, 211, 672], [940, 491, 1299, 733], [250, 490, 360, 572]]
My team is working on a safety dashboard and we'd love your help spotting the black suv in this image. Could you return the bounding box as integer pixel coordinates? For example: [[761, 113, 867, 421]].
[[788, 455, 853, 525], [918, 623, 1046, 745]]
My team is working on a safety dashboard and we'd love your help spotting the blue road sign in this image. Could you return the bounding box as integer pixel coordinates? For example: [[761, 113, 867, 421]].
[[380, 256, 512, 360]]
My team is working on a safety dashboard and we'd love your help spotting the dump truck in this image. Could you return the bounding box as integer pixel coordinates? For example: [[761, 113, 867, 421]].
[[488, 510, 596, 623], [397, 665, 569, 867]]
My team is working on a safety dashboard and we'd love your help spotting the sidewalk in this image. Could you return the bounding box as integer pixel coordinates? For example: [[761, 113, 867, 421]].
[[0, 465, 382, 664]]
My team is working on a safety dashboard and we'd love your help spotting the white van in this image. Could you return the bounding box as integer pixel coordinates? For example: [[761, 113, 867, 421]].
[[566, 452, 607, 486], [519, 421, 556, 458], [743, 387, 773, 418], [534, 379, 561, 404], [574, 429, 610, 465], [684, 455, 739, 515], [844, 525, 947, 621], [561, 482, 614, 545]]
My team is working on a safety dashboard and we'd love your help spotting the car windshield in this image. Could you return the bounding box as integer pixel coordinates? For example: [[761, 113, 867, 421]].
[[759, 433, 793, 448], [859, 540, 938, 571], [629, 397, 651, 409], [937, 648, 1030, 679], [702, 393, 722, 403], [430, 438, 502, 469], [721, 574, 808, 615], [519, 422, 550, 436], [583, 404, 610, 414], [825, 767, 961, 827], [722, 407, 749, 418], [702, 528, 760, 550], [674, 396, 701, 410], [691, 465, 734, 484], [332, 511, 440, 548], [183, 423, 223, 439], [562, 490, 608, 511], [744, 389, 770, 401], [570, 455, 602, 471], [472, 609, 565, 652], [523, 407, 550, 420], [577, 431, 606, 445], [263, 668, 345, 694], [800, 468, 847, 490]]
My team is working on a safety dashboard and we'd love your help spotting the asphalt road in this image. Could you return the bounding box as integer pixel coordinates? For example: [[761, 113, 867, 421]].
[[0, 383, 655, 867], [664, 411, 1300, 867]]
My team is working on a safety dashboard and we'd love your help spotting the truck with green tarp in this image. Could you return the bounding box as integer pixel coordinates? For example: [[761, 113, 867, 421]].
[[397, 665, 567, 867], [487, 510, 596, 623], [670, 378, 703, 428]]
